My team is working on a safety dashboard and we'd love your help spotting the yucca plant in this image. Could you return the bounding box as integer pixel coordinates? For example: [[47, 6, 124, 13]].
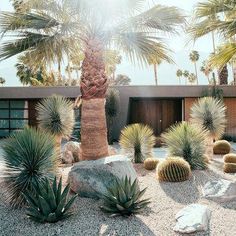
[[100, 176, 150, 217], [2, 127, 58, 208], [24, 177, 77, 223], [190, 97, 226, 140], [162, 122, 208, 170], [119, 124, 156, 163], [36, 94, 75, 144]]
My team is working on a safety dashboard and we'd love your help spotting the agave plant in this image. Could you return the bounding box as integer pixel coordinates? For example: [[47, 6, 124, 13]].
[[190, 97, 226, 140], [24, 177, 77, 223], [119, 124, 156, 163], [2, 127, 58, 207], [36, 95, 75, 142], [162, 122, 208, 170], [100, 176, 150, 217]]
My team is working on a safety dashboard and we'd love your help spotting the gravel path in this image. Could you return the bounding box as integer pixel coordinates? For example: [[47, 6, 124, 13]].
[[0, 161, 236, 236]]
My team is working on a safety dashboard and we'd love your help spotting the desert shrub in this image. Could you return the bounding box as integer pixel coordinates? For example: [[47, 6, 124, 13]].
[[24, 177, 77, 223], [157, 157, 191, 182], [190, 97, 226, 139], [105, 89, 120, 144], [162, 122, 208, 169], [100, 176, 150, 217], [119, 123, 156, 163], [224, 163, 236, 173], [223, 153, 236, 163], [36, 95, 75, 139], [213, 140, 231, 154], [2, 127, 57, 207], [144, 158, 159, 170]]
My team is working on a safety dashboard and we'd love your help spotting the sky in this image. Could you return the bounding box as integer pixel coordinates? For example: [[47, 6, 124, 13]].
[[0, 0, 231, 86]]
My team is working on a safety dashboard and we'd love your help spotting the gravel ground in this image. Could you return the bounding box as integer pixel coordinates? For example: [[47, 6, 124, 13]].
[[0, 160, 236, 236]]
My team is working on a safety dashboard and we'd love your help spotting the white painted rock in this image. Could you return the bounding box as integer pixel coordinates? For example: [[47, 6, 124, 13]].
[[173, 204, 211, 234], [68, 155, 137, 198], [202, 179, 236, 202], [63, 141, 80, 163], [62, 150, 74, 164]]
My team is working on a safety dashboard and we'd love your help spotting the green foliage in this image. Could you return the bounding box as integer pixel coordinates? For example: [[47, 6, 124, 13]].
[[213, 140, 231, 155], [100, 176, 150, 217], [223, 153, 236, 164], [144, 158, 159, 170], [36, 95, 75, 138], [0, 76, 6, 85], [190, 97, 226, 139], [119, 123, 156, 163], [201, 86, 224, 100], [2, 127, 57, 208], [24, 177, 77, 223], [106, 89, 120, 144], [157, 157, 191, 182], [162, 122, 208, 170]]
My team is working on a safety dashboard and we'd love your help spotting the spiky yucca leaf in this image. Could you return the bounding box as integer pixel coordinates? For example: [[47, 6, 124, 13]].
[[190, 97, 226, 139], [100, 176, 150, 217], [24, 177, 77, 223], [119, 123, 156, 163], [2, 127, 58, 208], [36, 95, 75, 138], [162, 122, 208, 170]]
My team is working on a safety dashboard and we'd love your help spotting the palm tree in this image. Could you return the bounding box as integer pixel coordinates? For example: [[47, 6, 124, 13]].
[[183, 70, 190, 85], [200, 60, 212, 84], [0, 0, 185, 160], [188, 73, 197, 85], [148, 58, 162, 86], [218, 65, 228, 85], [176, 69, 183, 85], [0, 77, 6, 86], [189, 51, 200, 84], [110, 74, 131, 86], [189, 0, 236, 70]]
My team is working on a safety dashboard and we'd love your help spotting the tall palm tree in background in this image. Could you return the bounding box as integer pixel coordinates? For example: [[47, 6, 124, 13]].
[[188, 73, 197, 85], [189, 0, 236, 85], [176, 69, 183, 85], [183, 70, 190, 85], [0, 77, 6, 86], [0, 0, 185, 160], [200, 60, 212, 84], [148, 56, 164, 86], [189, 50, 200, 84]]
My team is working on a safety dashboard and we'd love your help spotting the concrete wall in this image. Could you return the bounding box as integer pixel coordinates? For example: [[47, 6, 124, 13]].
[[0, 85, 236, 139]]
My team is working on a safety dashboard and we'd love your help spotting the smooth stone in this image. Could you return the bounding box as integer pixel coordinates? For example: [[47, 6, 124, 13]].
[[202, 179, 236, 202], [68, 155, 137, 198], [173, 204, 211, 234], [62, 141, 80, 163]]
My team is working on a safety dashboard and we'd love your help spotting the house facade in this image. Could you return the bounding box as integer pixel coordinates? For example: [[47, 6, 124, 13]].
[[0, 85, 235, 139]]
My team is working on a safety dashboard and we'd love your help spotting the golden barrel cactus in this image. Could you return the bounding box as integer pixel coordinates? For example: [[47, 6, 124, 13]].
[[144, 158, 159, 170], [223, 153, 236, 163], [224, 163, 236, 173], [157, 157, 191, 182], [213, 140, 231, 155]]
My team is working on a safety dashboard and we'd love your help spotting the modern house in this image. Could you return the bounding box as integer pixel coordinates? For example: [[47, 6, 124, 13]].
[[0, 85, 235, 139]]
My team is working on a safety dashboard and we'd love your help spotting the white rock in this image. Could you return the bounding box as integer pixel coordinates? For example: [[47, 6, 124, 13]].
[[62, 150, 74, 164], [202, 179, 236, 202], [173, 204, 211, 234], [63, 141, 80, 163]]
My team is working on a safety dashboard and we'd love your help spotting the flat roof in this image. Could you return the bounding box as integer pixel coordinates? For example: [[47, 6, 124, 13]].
[[0, 85, 235, 99]]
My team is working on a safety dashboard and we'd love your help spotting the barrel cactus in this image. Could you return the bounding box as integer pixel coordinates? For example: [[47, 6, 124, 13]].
[[213, 140, 231, 155], [157, 157, 191, 182], [144, 158, 159, 170], [223, 153, 236, 163], [224, 163, 236, 173]]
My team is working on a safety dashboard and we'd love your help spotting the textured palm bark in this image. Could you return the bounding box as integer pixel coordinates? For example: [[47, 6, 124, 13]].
[[218, 65, 228, 85], [80, 38, 109, 160]]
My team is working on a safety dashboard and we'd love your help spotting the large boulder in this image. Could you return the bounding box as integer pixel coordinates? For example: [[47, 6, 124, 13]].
[[68, 155, 137, 198], [173, 204, 211, 234], [62, 141, 80, 163], [202, 179, 236, 202]]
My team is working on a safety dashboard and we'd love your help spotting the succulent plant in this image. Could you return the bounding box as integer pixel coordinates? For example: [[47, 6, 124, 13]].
[[24, 177, 77, 223], [223, 153, 236, 163], [100, 176, 150, 217], [2, 127, 58, 207], [119, 123, 156, 163], [213, 140, 231, 155], [157, 157, 191, 182], [190, 97, 226, 139], [144, 158, 159, 170], [162, 122, 208, 170], [36, 95, 75, 139], [224, 163, 236, 173]]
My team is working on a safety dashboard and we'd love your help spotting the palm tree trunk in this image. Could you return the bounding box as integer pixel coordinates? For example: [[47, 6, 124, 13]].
[[154, 64, 158, 85], [194, 63, 198, 84], [80, 38, 109, 160]]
